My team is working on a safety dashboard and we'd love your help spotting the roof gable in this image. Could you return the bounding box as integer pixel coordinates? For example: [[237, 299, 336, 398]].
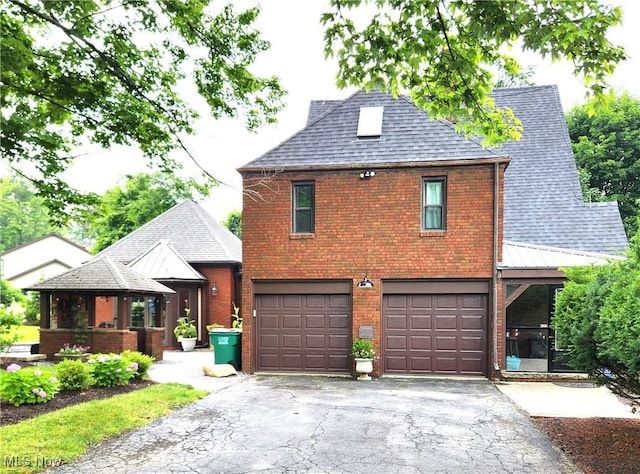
[[95, 200, 242, 264], [128, 240, 206, 281]]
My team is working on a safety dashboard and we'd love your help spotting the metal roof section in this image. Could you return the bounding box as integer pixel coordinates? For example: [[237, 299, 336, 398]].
[[26, 257, 175, 294], [128, 240, 207, 281], [500, 241, 623, 270], [94, 200, 242, 264], [357, 106, 384, 138]]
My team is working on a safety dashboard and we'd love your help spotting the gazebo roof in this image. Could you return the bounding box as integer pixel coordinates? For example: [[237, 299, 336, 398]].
[[26, 257, 175, 294]]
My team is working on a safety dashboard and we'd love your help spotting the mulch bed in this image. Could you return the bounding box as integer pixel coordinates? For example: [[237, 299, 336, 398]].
[[533, 416, 640, 474], [0, 379, 156, 426]]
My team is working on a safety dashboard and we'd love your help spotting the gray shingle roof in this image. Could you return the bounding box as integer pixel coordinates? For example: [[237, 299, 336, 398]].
[[239, 86, 627, 256], [95, 200, 242, 264], [27, 258, 175, 294], [239, 90, 502, 171], [494, 86, 627, 255]]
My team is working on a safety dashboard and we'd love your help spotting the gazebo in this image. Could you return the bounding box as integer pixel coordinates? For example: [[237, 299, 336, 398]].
[[28, 257, 174, 361]]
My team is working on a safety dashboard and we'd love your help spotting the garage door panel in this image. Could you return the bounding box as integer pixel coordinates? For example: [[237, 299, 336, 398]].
[[328, 355, 350, 370], [410, 315, 431, 329], [282, 295, 304, 308], [306, 334, 325, 348], [386, 355, 407, 371], [409, 295, 433, 309], [461, 315, 483, 330], [305, 314, 325, 328], [260, 314, 279, 329], [435, 315, 457, 330], [460, 336, 484, 351], [328, 334, 349, 349], [410, 357, 433, 371], [409, 335, 431, 350], [386, 314, 407, 330], [257, 293, 351, 373], [258, 353, 279, 369], [328, 314, 349, 328], [434, 295, 457, 308], [283, 314, 302, 329], [259, 334, 279, 349], [282, 334, 302, 348], [384, 293, 487, 376], [387, 335, 407, 350]]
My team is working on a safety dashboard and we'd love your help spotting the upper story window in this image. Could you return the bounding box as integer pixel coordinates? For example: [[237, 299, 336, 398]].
[[292, 181, 314, 233], [423, 178, 446, 230]]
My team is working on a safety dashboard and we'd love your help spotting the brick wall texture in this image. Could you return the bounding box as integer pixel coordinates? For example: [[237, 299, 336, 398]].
[[241, 164, 506, 373]]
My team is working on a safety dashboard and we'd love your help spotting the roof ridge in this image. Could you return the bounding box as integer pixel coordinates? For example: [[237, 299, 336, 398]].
[[93, 200, 195, 260], [189, 201, 236, 260], [102, 257, 129, 288]]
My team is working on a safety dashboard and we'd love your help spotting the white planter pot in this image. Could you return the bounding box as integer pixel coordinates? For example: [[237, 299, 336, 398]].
[[354, 358, 374, 380], [180, 337, 197, 352]]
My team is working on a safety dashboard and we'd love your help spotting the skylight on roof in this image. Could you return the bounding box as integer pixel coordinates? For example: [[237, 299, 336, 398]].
[[357, 106, 384, 138]]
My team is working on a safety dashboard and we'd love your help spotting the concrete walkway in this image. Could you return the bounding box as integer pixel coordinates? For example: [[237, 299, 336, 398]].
[[46, 350, 586, 474], [495, 381, 639, 419]]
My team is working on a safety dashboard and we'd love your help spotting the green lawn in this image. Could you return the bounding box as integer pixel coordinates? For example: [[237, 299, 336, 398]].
[[9, 325, 39, 343], [0, 383, 208, 474]]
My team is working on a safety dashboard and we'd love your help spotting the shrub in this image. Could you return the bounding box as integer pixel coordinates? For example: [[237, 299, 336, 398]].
[[0, 302, 25, 352], [352, 338, 375, 359], [55, 359, 94, 391], [0, 364, 59, 407], [88, 353, 138, 387], [554, 225, 640, 409], [121, 350, 154, 379]]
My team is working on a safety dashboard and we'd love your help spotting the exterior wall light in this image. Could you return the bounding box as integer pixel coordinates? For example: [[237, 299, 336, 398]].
[[359, 170, 376, 179], [357, 274, 374, 288], [211, 282, 218, 296]]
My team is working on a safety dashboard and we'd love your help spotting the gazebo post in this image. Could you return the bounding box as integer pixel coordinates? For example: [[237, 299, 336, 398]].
[[40, 292, 51, 329]]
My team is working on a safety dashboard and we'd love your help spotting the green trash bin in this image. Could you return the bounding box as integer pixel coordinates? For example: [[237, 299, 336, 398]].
[[209, 329, 242, 369]]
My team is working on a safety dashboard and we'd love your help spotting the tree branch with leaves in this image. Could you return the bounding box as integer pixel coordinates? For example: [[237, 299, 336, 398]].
[[1, 0, 286, 224]]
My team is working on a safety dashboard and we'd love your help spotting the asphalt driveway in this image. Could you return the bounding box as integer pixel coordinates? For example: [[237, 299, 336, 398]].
[[48, 375, 579, 474]]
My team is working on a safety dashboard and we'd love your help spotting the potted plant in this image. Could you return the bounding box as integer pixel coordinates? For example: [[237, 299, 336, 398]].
[[352, 338, 375, 380], [54, 342, 91, 361], [174, 315, 197, 352]]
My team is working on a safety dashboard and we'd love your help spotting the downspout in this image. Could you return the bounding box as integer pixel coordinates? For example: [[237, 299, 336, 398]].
[[492, 162, 500, 372]]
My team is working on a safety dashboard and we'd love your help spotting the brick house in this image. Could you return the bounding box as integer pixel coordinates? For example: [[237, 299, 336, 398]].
[[238, 86, 627, 378], [31, 200, 242, 358]]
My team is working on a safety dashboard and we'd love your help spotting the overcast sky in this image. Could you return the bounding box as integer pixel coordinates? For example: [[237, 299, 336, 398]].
[[60, 0, 640, 222]]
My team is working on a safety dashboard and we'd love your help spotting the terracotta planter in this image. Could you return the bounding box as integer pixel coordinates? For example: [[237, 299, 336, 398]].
[[354, 358, 374, 380]]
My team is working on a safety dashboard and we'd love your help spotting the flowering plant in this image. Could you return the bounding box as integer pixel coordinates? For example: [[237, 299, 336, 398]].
[[87, 353, 138, 387], [352, 338, 376, 359], [0, 363, 59, 406], [58, 342, 91, 354]]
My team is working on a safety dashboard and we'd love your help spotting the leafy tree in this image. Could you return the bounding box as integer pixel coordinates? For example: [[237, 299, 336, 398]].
[[223, 210, 242, 239], [554, 222, 640, 408], [0, 279, 27, 307], [0, 176, 56, 251], [1, 0, 286, 223], [89, 172, 206, 253], [566, 93, 640, 238], [322, 0, 626, 146]]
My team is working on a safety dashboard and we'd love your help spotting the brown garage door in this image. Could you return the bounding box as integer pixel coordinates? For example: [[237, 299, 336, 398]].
[[383, 294, 487, 375], [256, 294, 351, 372]]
